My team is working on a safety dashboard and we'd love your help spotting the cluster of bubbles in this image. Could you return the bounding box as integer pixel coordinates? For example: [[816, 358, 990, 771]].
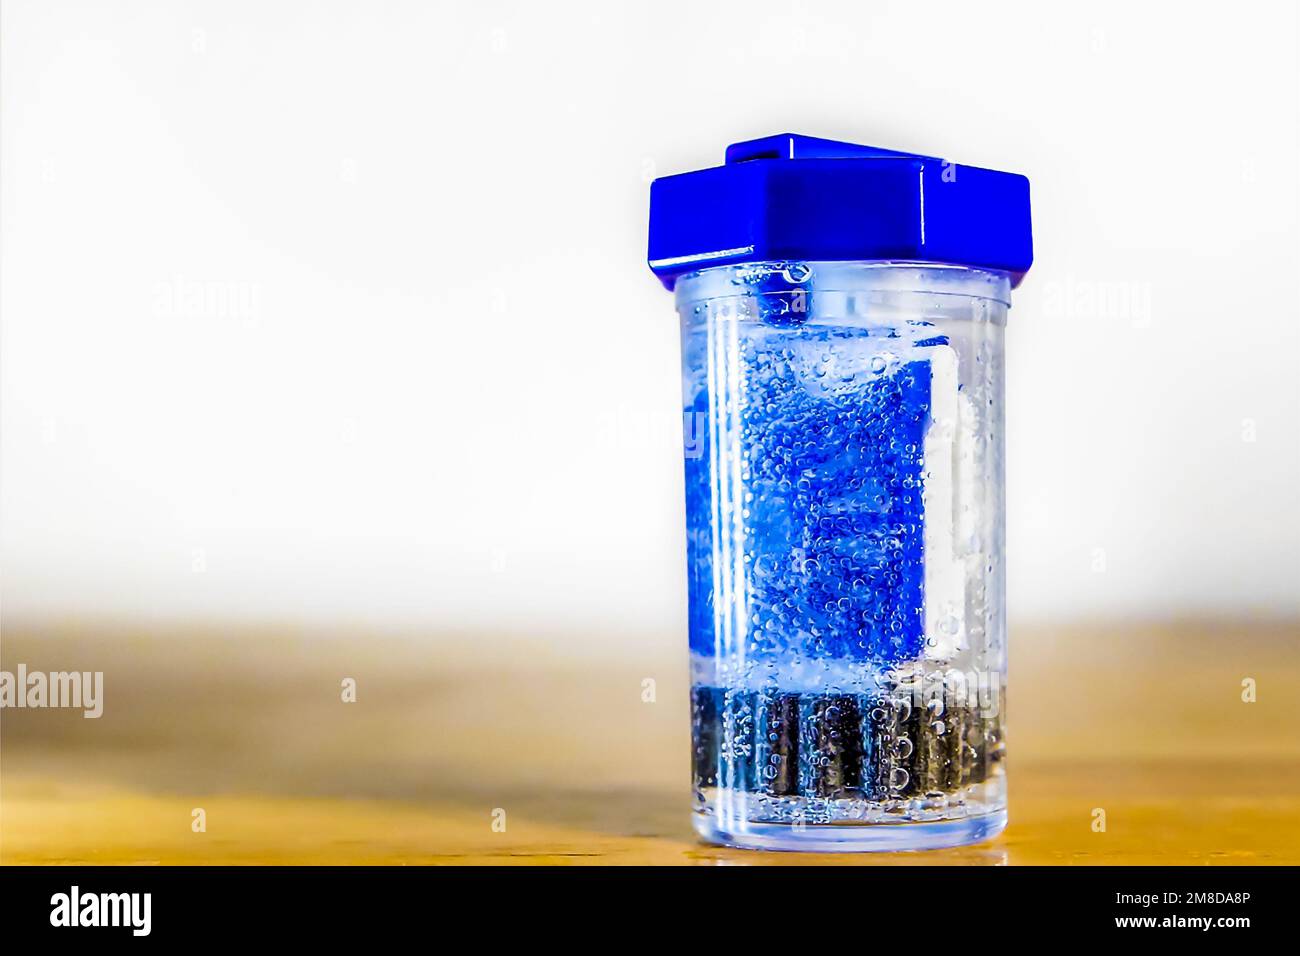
[[683, 320, 937, 667]]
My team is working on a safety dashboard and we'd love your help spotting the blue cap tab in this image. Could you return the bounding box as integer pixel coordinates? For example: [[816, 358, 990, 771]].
[[648, 133, 1033, 289]]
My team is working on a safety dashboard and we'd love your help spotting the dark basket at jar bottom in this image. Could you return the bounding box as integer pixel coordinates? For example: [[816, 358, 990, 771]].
[[691, 676, 1005, 805]]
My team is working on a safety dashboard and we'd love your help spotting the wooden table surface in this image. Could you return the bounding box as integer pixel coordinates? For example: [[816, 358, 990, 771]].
[[2, 620, 1297, 865]]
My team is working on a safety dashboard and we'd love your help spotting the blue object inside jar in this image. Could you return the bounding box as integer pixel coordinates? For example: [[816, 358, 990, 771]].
[[684, 325, 942, 667]]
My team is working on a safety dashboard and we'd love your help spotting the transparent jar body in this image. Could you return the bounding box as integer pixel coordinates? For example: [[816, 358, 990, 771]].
[[679, 262, 1010, 851]]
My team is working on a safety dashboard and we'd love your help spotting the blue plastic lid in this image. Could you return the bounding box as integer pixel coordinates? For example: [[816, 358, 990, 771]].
[[647, 133, 1033, 290]]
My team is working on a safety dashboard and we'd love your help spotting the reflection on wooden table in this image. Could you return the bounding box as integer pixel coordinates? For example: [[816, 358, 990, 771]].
[[2, 620, 1297, 865]]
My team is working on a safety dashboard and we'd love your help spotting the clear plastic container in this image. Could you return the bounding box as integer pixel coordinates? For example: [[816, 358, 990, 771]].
[[678, 261, 1009, 851], [649, 133, 1031, 850]]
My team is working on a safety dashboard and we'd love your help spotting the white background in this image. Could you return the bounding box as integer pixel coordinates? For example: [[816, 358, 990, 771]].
[[2, 0, 1297, 647]]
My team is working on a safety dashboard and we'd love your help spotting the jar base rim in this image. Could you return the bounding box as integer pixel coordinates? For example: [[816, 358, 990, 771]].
[[692, 807, 1007, 853]]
